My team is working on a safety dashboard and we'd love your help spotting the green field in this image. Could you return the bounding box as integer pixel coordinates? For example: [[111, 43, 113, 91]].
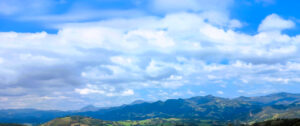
[[40, 116, 227, 126]]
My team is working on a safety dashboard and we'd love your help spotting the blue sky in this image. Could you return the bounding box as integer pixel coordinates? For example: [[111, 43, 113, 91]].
[[0, 0, 300, 110]]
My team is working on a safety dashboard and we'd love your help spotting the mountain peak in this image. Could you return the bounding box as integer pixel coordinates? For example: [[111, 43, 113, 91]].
[[79, 105, 100, 112], [130, 100, 147, 105], [205, 94, 216, 98], [267, 92, 293, 96]]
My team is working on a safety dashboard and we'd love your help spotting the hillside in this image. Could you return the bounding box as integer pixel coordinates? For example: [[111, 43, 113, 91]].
[[41, 116, 115, 126], [41, 116, 300, 126], [251, 118, 300, 126], [41, 116, 227, 126]]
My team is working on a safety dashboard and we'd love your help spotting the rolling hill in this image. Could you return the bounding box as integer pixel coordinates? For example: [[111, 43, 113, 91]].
[[40, 116, 115, 126], [251, 118, 300, 126], [41, 116, 227, 126], [41, 116, 300, 126]]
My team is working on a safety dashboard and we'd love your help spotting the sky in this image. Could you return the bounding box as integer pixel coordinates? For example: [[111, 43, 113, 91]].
[[0, 0, 300, 110]]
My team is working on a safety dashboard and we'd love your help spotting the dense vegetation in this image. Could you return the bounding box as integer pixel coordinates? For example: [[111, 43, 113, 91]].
[[251, 118, 300, 126], [3, 117, 299, 126], [41, 116, 300, 126], [41, 116, 227, 126]]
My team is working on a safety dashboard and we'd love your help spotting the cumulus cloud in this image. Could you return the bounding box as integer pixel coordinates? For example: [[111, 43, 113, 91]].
[[258, 14, 295, 32], [217, 91, 224, 95], [0, 11, 300, 109], [75, 84, 134, 97]]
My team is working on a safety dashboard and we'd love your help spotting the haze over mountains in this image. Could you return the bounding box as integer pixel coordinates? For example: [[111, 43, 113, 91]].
[[1, 92, 300, 125], [78, 100, 148, 112]]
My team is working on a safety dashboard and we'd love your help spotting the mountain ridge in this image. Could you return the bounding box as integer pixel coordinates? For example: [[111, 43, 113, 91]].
[[1, 92, 300, 124]]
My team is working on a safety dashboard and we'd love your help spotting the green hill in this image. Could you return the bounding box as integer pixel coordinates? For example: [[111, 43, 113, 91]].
[[40, 116, 116, 126], [42, 116, 300, 126], [251, 118, 300, 126], [41, 116, 227, 126]]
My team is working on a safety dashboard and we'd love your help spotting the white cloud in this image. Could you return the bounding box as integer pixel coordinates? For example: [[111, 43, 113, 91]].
[[1, 12, 300, 109], [75, 84, 134, 97], [217, 91, 224, 95], [160, 81, 184, 89], [75, 88, 105, 95], [263, 77, 289, 84], [237, 90, 245, 93], [187, 90, 195, 95], [167, 75, 183, 81], [125, 30, 175, 48], [199, 91, 206, 94], [229, 19, 243, 28], [258, 14, 295, 32], [111, 56, 132, 64], [199, 11, 242, 28], [121, 89, 135, 96]]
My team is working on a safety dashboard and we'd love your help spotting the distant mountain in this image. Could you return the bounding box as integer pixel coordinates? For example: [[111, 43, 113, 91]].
[[130, 100, 148, 105], [78, 105, 101, 112], [235, 92, 300, 105], [77, 101, 148, 112], [0, 109, 70, 124], [77, 95, 262, 121], [1, 92, 300, 124]]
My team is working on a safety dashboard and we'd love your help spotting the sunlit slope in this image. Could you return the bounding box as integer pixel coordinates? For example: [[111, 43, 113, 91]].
[[41, 116, 226, 126], [40, 116, 116, 126], [251, 118, 300, 126]]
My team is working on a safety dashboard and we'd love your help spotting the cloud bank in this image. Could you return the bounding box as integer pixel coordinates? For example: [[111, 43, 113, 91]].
[[0, 0, 299, 110]]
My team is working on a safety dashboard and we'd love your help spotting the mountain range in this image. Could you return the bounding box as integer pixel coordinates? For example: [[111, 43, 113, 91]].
[[1, 92, 300, 125]]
